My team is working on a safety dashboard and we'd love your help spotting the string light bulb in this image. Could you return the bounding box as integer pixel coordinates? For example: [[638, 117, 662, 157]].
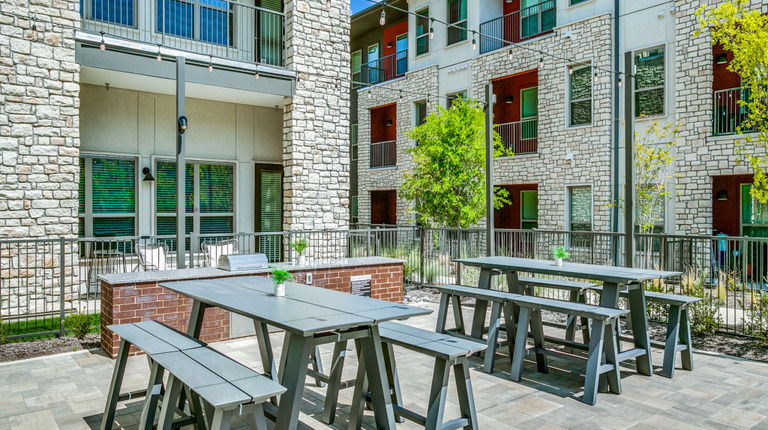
[[539, 58, 543, 68], [568, 65, 573, 75], [472, 36, 476, 51], [429, 19, 434, 39], [594, 72, 598, 82], [508, 49, 512, 61], [100, 32, 105, 51], [326, 0, 331, 8], [379, 10, 386, 25], [255, 71, 259, 79], [618, 77, 622, 87], [156, 46, 162, 62], [208, 56, 213, 72]]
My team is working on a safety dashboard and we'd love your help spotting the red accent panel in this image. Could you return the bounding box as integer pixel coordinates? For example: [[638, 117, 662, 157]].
[[494, 184, 538, 229], [712, 174, 753, 237], [370, 104, 397, 143], [371, 190, 397, 225], [503, 0, 520, 16], [492, 70, 538, 124], [382, 21, 408, 79], [713, 44, 741, 92]]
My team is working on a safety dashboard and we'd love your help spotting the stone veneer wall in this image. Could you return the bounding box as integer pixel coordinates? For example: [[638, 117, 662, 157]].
[[356, 15, 614, 232], [357, 66, 439, 226], [283, 0, 351, 241], [100, 262, 405, 358], [672, 0, 768, 235]]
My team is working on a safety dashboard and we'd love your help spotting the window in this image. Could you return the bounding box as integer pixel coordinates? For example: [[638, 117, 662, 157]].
[[255, 164, 282, 261], [570, 0, 590, 5], [446, 91, 467, 108], [351, 123, 358, 160], [257, 0, 283, 66], [79, 156, 136, 239], [521, 87, 538, 140], [89, 0, 134, 26], [396, 34, 408, 76], [568, 186, 592, 247], [569, 63, 592, 126], [155, 161, 234, 248], [521, 191, 538, 229], [367, 44, 380, 84], [351, 195, 359, 225], [415, 100, 428, 127], [157, 0, 233, 46], [521, 0, 555, 39], [634, 47, 665, 116], [741, 184, 768, 237], [351, 50, 362, 87], [416, 7, 430, 56], [447, 0, 467, 45]]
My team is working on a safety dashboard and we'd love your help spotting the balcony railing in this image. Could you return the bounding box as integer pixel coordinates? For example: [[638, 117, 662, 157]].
[[713, 87, 757, 136], [479, 0, 556, 54], [357, 49, 407, 87], [81, 0, 285, 66], [496, 119, 538, 154], [370, 140, 397, 168]]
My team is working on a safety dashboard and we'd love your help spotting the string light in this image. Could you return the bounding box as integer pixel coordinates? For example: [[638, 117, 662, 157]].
[[508, 49, 512, 61], [379, 10, 386, 25], [100, 32, 105, 51], [208, 56, 213, 72], [568, 65, 573, 75], [255, 71, 259, 79], [594, 72, 598, 82], [471, 36, 476, 51], [618, 77, 623, 87], [326, 0, 331, 8], [539, 58, 544, 68], [156, 45, 162, 62], [429, 19, 434, 39]]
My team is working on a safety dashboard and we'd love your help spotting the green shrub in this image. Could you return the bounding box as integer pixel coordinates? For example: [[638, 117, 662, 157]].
[[745, 291, 768, 342], [0, 318, 9, 344], [64, 311, 94, 340], [681, 268, 722, 335]]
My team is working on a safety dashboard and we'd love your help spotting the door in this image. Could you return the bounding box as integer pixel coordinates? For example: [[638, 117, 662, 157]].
[[396, 33, 407, 76], [371, 190, 396, 226], [255, 164, 282, 262], [368, 43, 379, 84], [257, 0, 283, 65], [520, 87, 538, 151]]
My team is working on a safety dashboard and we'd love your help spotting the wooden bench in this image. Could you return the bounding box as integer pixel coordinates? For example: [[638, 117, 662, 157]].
[[510, 294, 629, 405], [102, 321, 285, 430], [586, 285, 702, 378]]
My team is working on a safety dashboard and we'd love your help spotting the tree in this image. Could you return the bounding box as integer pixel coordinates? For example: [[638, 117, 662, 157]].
[[697, 1, 768, 201], [400, 97, 509, 228]]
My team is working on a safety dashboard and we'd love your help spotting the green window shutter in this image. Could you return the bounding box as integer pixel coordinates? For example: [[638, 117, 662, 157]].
[[199, 164, 233, 213], [92, 158, 135, 214]]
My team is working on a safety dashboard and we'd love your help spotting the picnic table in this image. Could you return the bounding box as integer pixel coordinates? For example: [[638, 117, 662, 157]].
[[160, 276, 430, 430], [453, 256, 680, 376]]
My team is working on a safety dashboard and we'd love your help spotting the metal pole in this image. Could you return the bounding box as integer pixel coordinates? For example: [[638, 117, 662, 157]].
[[176, 57, 186, 268], [485, 83, 495, 257], [624, 51, 634, 268], [59, 237, 66, 337]]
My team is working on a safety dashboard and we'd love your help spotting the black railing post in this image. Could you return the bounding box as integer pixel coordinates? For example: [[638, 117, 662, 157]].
[[59, 237, 66, 338]]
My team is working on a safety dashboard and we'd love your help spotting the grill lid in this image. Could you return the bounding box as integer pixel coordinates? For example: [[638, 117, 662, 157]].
[[217, 254, 269, 271]]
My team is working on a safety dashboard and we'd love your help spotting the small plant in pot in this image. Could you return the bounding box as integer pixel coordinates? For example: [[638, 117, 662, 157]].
[[271, 267, 294, 297], [553, 246, 569, 267], [290, 237, 308, 265]]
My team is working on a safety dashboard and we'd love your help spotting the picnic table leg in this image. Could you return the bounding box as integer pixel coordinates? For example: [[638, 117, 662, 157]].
[[382, 342, 405, 423], [680, 307, 694, 372], [349, 339, 368, 430], [357, 326, 397, 430], [565, 290, 579, 343], [502, 301, 517, 361], [453, 357, 479, 430], [510, 306, 531, 382], [470, 268, 494, 339], [138, 360, 165, 430], [435, 292, 450, 333], [529, 308, 548, 374], [311, 346, 326, 387], [662, 304, 682, 378], [626, 285, 653, 376], [483, 301, 502, 373], [253, 320, 280, 406], [583, 319, 606, 406], [600, 320, 621, 395], [425, 357, 451, 430], [100, 339, 131, 430], [451, 296, 465, 334], [157, 374, 185, 430], [322, 340, 350, 425], [274, 333, 313, 430], [209, 408, 235, 430], [186, 300, 209, 338]]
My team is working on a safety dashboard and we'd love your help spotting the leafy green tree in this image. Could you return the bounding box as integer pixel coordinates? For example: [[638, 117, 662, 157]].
[[634, 120, 681, 234], [697, 1, 768, 201], [401, 97, 509, 228]]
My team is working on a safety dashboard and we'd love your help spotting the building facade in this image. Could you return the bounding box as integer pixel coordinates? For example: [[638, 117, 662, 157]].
[[351, 0, 768, 238]]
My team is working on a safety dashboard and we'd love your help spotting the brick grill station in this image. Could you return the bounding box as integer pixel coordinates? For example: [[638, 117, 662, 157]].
[[99, 257, 404, 358]]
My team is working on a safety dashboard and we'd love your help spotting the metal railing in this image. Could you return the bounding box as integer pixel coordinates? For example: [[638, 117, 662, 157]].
[[369, 140, 397, 168], [359, 49, 407, 86], [496, 119, 538, 154], [713, 87, 757, 136], [479, 0, 556, 54], [81, 0, 285, 66]]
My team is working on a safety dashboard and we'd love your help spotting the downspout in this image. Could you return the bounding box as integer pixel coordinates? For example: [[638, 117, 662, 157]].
[[612, 0, 621, 260]]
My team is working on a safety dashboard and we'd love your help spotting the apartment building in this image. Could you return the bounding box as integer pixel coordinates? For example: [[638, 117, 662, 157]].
[[351, 0, 768, 238], [0, 0, 351, 244]]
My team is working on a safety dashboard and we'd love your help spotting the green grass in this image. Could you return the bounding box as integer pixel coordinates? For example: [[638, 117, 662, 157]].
[[1, 313, 100, 343]]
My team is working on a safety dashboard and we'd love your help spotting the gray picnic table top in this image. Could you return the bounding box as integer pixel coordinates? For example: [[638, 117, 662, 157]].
[[453, 256, 681, 284]]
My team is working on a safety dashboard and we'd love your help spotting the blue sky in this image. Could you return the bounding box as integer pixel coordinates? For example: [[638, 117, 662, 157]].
[[350, 0, 381, 14]]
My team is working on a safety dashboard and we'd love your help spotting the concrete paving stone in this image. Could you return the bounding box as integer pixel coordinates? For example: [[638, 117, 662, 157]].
[[709, 406, 767, 429], [634, 414, 707, 430], [8, 409, 59, 428]]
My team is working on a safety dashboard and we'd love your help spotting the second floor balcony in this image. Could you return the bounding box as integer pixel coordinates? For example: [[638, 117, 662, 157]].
[[369, 140, 397, 168], [353, 49, 407, 87], [81, 0, 285, 66], [497, 119, 538, 155], [713, 87, 758, 136], [480, 0, 556, 54]]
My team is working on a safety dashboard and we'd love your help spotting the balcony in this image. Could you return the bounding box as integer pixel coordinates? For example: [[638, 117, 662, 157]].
[[354, 49, 407, 87], [479, 0, 556, 54], [81, 0, 285, 66], [713, 87, 757, 136], [496, 119, 538, 155], [370, 140, 396, 168]]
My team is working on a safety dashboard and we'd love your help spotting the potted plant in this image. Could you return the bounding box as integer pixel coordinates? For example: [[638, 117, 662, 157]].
[[271, 267, 294, 297], [290, 237, 308, 265], [553, 246, 569, 267]]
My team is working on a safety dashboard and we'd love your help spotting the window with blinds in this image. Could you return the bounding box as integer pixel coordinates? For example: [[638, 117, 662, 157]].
[[447, 0, 467, 45], [416, 7, 429, 56], [79, 156, 137, 238], [255, 164, 283, 262], [568, 186, 593, 247]]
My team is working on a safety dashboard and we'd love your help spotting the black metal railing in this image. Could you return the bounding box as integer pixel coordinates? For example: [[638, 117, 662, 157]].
[[496, 118, 538, 154], [358, 49, 407, 86], [369, 140, 397, 168], [479, 0, 556, 54], [713, 87, 758, 136]]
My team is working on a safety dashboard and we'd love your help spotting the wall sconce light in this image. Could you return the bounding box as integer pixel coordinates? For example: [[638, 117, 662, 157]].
[[716, 189, 728, 201], [142, 167, 155, 182], [177, 116, 188, 134], [505, 95, 514, 104], [716, 53, 727, 65], [386, 41, 393, 49], [386, 119, 393, 126]]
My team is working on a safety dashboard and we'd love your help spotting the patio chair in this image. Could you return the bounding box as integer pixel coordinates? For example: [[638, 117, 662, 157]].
[[201, 238, 238, 268], [135, 242, 169, 271]]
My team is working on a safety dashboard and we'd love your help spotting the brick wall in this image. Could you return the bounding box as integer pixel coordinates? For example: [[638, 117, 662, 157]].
[[100, 262, 404, 357]]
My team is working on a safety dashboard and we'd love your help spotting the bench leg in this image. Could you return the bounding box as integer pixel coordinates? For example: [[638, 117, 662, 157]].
[[425, 358, 451, 430], [626, 287, 653, 376], [565, 291, 579, 344], [349, 339, 369, 430], [138, 360, 165, 430], [680, 307, 694, 372], [209, 408, 234, 430], [452, 296, 466, 334], [470, 268, 494, 339], [321, 340, 349, 425], [454, 357, 479, 430], [157, 374, 185, 430], [529, 308, 548, 374], [247, 404, 268, 430], [100, 339, 131, 430], [483, 301, 502, 373], [601, 320, 621, 395], [275, 333, 313, 430], [436, 293, 450, 333], [382, 342, 405, 423], [311, 345, 326, 387], [662, 304, 682, 378], [510, 306, 531, 382], [583, 319, 605, 405], [252, 320, 280, 406], [502, 301, 517, 363]]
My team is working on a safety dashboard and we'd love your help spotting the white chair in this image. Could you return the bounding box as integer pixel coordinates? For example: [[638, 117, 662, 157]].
[[135, 243, 169, 271], [201, 239, 238, 268]]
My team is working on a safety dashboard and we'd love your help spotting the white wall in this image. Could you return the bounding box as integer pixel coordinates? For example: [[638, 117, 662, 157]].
[[79, 84, 283, 236]]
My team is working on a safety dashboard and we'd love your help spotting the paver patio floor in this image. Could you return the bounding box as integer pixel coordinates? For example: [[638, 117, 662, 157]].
[[2, 302, 768, 429]]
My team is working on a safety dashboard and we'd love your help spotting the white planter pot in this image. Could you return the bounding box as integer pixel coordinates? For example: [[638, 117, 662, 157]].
[[274, 282, 285, 297], [297, 255, 306, 266], [555, 258, 563, 267]]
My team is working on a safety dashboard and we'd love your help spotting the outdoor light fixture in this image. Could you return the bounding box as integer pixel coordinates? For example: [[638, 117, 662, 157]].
[[386, 119, 393, 126], [367, 91, 372, 99], [100, 32, 105, 51], [31, 15, 37, 38], [508, 49, 512, 61], [208, 56, 213, 72], [142, 167, 155, 182], [472, 37, 477, 50], [430, 19, 435, 39], [594, 72, 598, 81], [156, 45, 162, 61], [326, 0, 331, 8], [255, 71, 259, 79], [716, 53, 727, 65], [618, 77, 623, 87], [506, 95, 513, 104], [380, 10, 386, 25], [716, 190, 729, 201], [177, 116, 188, 134], [539, 58, 544, 68], [386, 41, 393, 49], [568, 65, 573, 74]]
